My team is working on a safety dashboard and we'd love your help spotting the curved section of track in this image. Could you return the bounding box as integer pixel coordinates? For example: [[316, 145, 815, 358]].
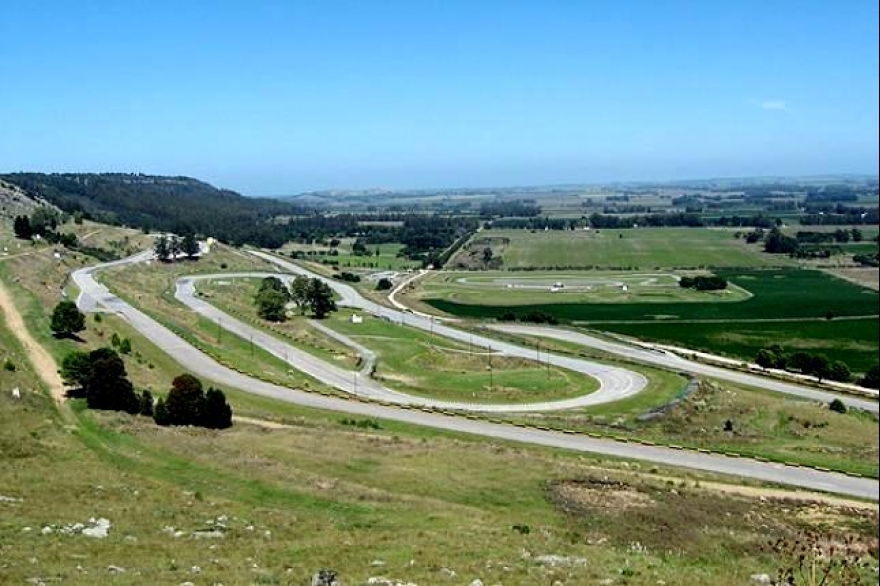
[[488, 324, 879, 413], [176, 271, 645, 412], [69, 253, 879, 499]]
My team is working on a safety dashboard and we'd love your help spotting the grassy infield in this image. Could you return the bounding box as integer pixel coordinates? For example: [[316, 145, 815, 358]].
[[198, 277, 600, 405], [0, 227, 878, 584]]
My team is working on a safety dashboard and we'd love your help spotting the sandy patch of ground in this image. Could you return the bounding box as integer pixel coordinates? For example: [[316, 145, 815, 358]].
[[0, 277, 66, 403]]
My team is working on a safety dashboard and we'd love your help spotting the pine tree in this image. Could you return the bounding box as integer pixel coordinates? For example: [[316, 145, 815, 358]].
[[202, 387, 233, 429]]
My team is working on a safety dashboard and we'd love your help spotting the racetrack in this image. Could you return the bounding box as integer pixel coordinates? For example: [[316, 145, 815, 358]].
[[69, 251, 880, 499]]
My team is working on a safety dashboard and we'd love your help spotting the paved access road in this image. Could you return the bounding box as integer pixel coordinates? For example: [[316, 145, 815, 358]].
[[70, 252, 879, 499], [489, 324, 880, 414]]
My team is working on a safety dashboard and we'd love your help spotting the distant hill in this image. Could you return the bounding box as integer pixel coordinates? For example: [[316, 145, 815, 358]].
[[0, 173, 302, 245], [0, 178, 57, 221]]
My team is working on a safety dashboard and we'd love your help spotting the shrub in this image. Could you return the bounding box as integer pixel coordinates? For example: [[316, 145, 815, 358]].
[[375, 278, 393, 291], [829, 399, 847, 414], [3, 359, 15, 372]]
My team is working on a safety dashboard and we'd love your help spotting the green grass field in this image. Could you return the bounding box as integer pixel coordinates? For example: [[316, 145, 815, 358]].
[[198, 277, 360, 369], [409, 270, 752, 307], [474, 228, 796, 269], [281, 239, 420, 270]]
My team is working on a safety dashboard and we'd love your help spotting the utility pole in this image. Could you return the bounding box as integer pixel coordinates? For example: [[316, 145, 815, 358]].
[[488, 355, 493, 390], [249, 333, 254, 356], [217, 317, 222, 344]]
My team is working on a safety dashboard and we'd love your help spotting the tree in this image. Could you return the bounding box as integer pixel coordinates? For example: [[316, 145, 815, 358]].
[[255, 287, 288, 322], [764, 227, 799, 254], [118, 337, 131, 355], [828, 361, 851, 383], [138, 390, 155, 417], [168, 235, 182, 259], [307, 279, 336, 319], [860, 364, 879, 389], [289, 275, 311, 314], [755, 349, 777, 370], [161, 374, 206, 426], [180, 232, 199, 258], [13, 215, 32, 239], [202, 387, 233, 429], [29, 206, 60, 235], [788, 352, 812, 373], [376, 277, 393, 291], [153, 397, 170, 425], [50, 300, 86, 338], [60, 350, 92, 389], [153, 235, 170, 261], [807, 354, 831, 382], [81, 348, 139, 414], [829, 398, 847, 414]]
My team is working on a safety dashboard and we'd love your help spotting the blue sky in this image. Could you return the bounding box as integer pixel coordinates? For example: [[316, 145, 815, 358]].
[[1, 1, 877, 195]]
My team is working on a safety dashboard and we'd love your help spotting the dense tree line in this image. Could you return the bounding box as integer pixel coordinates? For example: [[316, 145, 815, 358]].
[[754, 346, 852, 383], [678, 275, 727, 291], [154, 374, 232, 429], [62, 348, 232, 428], [1, 173, 302, 247]]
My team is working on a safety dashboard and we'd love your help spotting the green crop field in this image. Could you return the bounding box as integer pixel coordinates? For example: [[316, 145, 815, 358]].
[[602, 318, 879, 373], [425, 269, 879, 373], [473, 228, 796, 269], [426, 269, 879, 321]]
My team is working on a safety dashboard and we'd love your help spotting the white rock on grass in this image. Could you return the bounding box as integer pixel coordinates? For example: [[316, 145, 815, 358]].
[[750, 574, 772, 585], [534, 554, 588, 567], [82, 518, 111, 539]]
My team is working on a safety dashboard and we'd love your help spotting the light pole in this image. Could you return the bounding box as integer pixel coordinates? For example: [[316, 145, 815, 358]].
[[217, 317, 222, 344]]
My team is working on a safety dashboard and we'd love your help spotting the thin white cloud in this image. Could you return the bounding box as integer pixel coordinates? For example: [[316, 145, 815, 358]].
[[760, 100, 787, 111]]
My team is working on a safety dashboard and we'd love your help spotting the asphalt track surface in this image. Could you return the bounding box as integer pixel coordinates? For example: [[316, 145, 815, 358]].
[[70, 252, 879, 499], [176, 270, 646, 412], [488, 325, 880, 414]]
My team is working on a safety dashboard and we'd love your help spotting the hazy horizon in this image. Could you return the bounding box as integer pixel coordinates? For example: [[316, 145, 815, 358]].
[[1, 1, 877, 195]]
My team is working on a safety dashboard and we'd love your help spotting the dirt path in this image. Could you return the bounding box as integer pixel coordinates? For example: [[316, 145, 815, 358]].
[[0, 277, 66, 403], [233, 415, 294, 429]]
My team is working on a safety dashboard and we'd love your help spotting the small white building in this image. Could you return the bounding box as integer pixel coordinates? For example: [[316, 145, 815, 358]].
[[350, 314, 364, 324]]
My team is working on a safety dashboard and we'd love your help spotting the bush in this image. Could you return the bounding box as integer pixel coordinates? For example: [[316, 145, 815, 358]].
[[3, 359, 15, 372], [375, 278, 393, 291], [829, 398, 847, 414]]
